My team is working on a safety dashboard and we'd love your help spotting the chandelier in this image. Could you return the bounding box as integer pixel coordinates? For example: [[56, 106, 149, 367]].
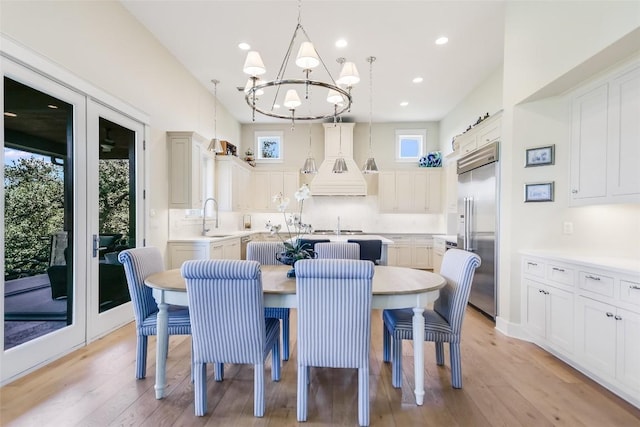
[[242, 0, 360, 127]]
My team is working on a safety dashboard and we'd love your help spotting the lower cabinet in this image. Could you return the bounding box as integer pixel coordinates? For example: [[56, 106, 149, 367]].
[[167, 238, 241, 269], [522, 253, 640, 407], [384, 235, 433, 269]]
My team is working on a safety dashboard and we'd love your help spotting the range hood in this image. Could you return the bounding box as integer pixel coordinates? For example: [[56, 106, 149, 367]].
[[309, 123, 367, 196]]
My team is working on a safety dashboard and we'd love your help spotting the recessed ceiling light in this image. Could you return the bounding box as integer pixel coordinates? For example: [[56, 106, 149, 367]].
[[47, 104, 58, 109], [412, 77, 423, 84], [335, 39, 347, 48], [435, 36, 449, 45], [238, 42, 251, 50], [400, 102, 409, 107], [4, 112, 17, 117]]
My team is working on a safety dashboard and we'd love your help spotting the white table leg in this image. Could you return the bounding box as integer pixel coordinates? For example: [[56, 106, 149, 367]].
[[412, 307, 425, 405], [155, 292, 169, 399]]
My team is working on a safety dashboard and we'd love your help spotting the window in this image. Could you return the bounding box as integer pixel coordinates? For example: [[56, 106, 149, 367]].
[[255, 131, 283, 162], [395, 129, 426, 162]]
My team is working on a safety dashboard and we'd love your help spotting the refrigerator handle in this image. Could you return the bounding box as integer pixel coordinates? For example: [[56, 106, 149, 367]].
[[464, 197, 473, 251]]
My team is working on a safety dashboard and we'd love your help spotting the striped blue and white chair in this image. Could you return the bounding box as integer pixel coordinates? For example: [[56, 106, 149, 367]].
[[182, 259, 281, 417], [118, 247, 191, 379], [314, 242, 360, 260], [246, 241, 292, 361], [296, 259, 374, 426], [382, 248, 481, 389]]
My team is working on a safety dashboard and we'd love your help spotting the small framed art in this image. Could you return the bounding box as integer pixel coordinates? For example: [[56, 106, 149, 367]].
[[525, 144, 554, 167], [255, 131, 283, 162], [525, 182, 554, 202]]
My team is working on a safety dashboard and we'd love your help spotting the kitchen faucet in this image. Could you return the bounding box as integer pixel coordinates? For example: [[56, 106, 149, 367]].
[[202, 197, 219, 235]]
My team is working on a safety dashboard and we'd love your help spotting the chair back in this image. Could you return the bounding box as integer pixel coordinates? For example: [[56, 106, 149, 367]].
[[347, 239, 382, 263], [315, 242, 360, 260], [246, 241, 286, 265], [434, 249, 481, 333], [118, 247, 163, 325], [182, 259, 265, 365], [296, 259, 374, 368]]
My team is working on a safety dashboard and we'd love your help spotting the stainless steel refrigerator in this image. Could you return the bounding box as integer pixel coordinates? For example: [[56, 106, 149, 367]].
[[457, 141, 499, 319]]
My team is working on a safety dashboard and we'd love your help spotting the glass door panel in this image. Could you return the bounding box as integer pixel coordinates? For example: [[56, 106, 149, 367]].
[[2, 61, 86, 383]]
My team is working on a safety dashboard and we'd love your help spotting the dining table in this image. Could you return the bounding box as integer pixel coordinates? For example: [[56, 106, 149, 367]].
[[144, 264, 446, 405]]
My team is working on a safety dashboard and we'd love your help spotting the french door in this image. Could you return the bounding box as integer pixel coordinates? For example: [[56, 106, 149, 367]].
[[2, 57, 145, 383]]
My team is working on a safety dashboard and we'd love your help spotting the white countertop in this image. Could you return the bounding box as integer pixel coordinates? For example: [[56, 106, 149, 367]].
[[297, 234, 394, 244], [168, 231, 395, 244], [433, 234, 457, 244], [520, 249, 640, 276]]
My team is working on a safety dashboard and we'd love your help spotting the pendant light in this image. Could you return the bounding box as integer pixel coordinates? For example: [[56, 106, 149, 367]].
[[207, 79, 224, 153], [362, 56, 379, 173], [332, 122, 348, 173], [301, 123, 318, 174]]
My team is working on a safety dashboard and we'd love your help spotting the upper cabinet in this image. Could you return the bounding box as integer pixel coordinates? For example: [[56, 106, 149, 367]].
[[216, 155, 253, 212], [570, 59, 640, 206], [379, 169, 442, 213], [167, 131, 214, 209], [453, 112, 502, 156], [252, 170, 300, 212]]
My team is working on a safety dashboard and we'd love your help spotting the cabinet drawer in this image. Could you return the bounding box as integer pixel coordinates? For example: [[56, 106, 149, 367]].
[[620, 280, 640, 306], [477, 120, 501, 148], [546, 264, 575, 287], [523, 258, 545, 278], [386, 235, 412, 244], [579, 271, 614, 297]]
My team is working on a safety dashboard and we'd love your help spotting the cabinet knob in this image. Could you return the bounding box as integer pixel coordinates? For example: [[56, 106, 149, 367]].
[[571, 189, 578, 194], [630, 285, 640, 290], [615, 315, 622, 320], [606, 312, 614, 317]]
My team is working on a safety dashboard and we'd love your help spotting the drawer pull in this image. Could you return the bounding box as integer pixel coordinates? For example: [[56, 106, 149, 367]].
[[527, 262, 538, 267], [585, 275, 601, 281], [552, 267, 565, 272], [615, 315, 622, 321], [630, 285, 640, 290], [606, 312, 614, 317]]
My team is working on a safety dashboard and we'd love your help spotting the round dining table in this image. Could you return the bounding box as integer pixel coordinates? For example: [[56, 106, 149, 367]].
[[145, 264, 445, 405]]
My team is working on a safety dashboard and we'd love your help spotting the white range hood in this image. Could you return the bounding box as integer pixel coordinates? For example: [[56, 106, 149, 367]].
[[309, 123, 367, 196]]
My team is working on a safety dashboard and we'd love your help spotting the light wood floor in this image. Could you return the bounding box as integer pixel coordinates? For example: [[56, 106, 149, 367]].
[[2, 308, 639, 426]]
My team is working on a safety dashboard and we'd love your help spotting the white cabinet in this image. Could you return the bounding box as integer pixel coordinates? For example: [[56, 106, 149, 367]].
[[521, 252, 640, 407], [167, 238, 242, 269], [444, 157, 458, 214], [167, 131, 214, 209], [216, 156, 253, 212], [524, 278, 574, 353], [378, 169, 442, 213], [453, 112, 502, 156], [252, 170, 300, 212], [385, 234, 433, 269], [570, 59, 640, 206], [576, 297, 640, 392]]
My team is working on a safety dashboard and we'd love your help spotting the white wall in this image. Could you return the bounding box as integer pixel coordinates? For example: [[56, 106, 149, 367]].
[[1, 1, 241, 255], [498, 1, 640, 326]]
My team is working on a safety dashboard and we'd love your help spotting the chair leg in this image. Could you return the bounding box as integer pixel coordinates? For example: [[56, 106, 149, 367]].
[[358, 367, 370, 426], [435, 341, 445, 366], [272, 337, 281, 381], [254, 362, 265, 417], [214, 363, 224, 382], [194, 362, 207, 416], [382, 323, 391, 363], [136, 335, 148, 379], [391, 335, 403, 388], [450, 342, 462, 388], [297, 363, 308, 422], [282, 314, 290, 361]]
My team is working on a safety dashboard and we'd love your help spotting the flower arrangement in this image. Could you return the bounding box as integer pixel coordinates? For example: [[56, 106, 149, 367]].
[[266, 184, 314, 271]]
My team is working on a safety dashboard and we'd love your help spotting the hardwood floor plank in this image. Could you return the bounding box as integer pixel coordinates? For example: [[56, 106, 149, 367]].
[[2, 308, 639, 426]]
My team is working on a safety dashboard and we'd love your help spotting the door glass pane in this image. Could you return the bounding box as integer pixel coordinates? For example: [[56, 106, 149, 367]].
[[97, 118, 134, 313], [3, 77, 74, 349]]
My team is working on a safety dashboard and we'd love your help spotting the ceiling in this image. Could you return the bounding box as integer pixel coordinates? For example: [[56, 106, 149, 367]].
[[121, 0, 505, 124]]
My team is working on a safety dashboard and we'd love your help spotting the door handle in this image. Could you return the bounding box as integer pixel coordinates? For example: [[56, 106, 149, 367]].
[[92, 234, 99, 258]]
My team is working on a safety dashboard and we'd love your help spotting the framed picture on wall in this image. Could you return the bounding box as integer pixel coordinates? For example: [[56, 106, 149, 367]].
[[525, 144, 555, 167], [524, 182, 554, 202], [255, 131, 283, 162]]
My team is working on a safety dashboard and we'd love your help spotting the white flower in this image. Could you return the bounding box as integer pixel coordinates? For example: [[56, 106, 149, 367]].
[[277, 197, 290, 212], [294, 184, 311, 202]]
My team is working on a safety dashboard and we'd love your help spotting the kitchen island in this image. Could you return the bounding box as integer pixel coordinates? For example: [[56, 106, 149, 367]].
[[297, 233, 393, 264]]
